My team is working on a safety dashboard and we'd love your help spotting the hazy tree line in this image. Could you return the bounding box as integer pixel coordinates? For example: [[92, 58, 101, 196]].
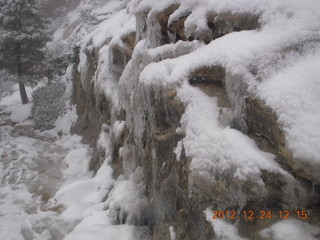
[[0, 0, 80, 104], [0, 0, 50, 104]]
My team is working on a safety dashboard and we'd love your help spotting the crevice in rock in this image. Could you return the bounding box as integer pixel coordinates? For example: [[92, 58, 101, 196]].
[[189, 65, 230, 108]]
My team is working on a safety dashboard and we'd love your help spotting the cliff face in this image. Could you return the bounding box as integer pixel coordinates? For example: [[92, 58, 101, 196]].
[[65, 0, 320, 239]]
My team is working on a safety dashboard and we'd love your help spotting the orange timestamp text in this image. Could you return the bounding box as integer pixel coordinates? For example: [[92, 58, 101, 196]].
[[212, 210, 310, 220]]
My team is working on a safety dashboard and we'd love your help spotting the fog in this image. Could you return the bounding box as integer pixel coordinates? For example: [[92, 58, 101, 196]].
[[41, 0, 81, 18]]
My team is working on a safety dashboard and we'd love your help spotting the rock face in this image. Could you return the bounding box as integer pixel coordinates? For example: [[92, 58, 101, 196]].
[[207, 13, 260, 40], [70, 3, 320, 240]]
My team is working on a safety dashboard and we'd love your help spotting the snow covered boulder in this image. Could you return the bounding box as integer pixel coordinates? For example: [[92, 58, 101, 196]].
[[10, 103, 32, 123]]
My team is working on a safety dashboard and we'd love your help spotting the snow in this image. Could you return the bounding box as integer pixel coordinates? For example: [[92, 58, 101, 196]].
[[91, 1, 123, 19], [82, 9, 132, 51], [55, 105, 78, 134], [147, 0, 180, 17], [93, 45, 119, 105], [199, 0, 266, 14], [51, 132, 111, 224], [177, 83, 284, 182], [78, 5, 136, 99], [0, 84, 33, 111], [10, 103, 32, 123], [64, 224, 149, 240], [137, 0, 320, 181], [0, 84, 148, 240], [184, 4, 210, 38], [169, 226, 176, 240], [136, 0, 163, 12], [260, 220, 320, 240], [106, 167, 147, 225], [61, 147, 91, 178], [113, 120, 126, 138], [168, 4, 193, 26], [0, 86, 107, 239], [258, 53, 320, 164], [109, 15, 136, 50], [0, 105, 75, 239], [147, 40, 203, 61], [205, 209, 247, 240], [60, 166, 150, 240]]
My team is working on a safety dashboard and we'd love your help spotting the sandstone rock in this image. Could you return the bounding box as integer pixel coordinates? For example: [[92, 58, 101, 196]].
[[207, 12, 260, 40], [189, 65, 230, 108], [244, 98, 320, 183], [122, 31, 136, 51], [71, 55, 111, 172], [244, 98, 320, 213], [155, 4, 180, 36], [245, 98, 287, 150], [112, 31, 136, 58], [168, 11, 191, 41], [147, 4, 180, 47], [137, 84, 214, 240]]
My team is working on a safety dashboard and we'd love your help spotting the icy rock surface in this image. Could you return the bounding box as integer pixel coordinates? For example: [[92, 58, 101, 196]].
[[67, 0, 320, 239]]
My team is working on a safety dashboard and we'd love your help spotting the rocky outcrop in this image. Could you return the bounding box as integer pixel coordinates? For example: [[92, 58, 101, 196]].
[[189, 66, 230, 108], [71, 47, 112, 172], [70, 4, 320, 240], [168, 11, 191, 41], [207, 12, 260, 40], [245, 97, 320, 186]]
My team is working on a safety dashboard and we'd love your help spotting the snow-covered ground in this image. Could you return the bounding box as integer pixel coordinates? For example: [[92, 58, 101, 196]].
[[0, 86, 73, 239], [0, 86, 149, 240]]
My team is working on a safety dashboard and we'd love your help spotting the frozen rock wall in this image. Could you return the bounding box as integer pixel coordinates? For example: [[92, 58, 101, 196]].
[[65, 0, 320, 239]]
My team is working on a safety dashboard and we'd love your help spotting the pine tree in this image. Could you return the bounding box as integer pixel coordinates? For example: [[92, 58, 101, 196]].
[[0, 0, 50, 104]]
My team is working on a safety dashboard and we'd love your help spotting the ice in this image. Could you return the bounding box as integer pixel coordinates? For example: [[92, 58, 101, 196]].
[[93, 45, 119, 106], [106, 167, 147, 225]]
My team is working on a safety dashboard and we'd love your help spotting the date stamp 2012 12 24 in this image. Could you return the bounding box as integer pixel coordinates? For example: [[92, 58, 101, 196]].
[[212, 210, 311, 220]]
